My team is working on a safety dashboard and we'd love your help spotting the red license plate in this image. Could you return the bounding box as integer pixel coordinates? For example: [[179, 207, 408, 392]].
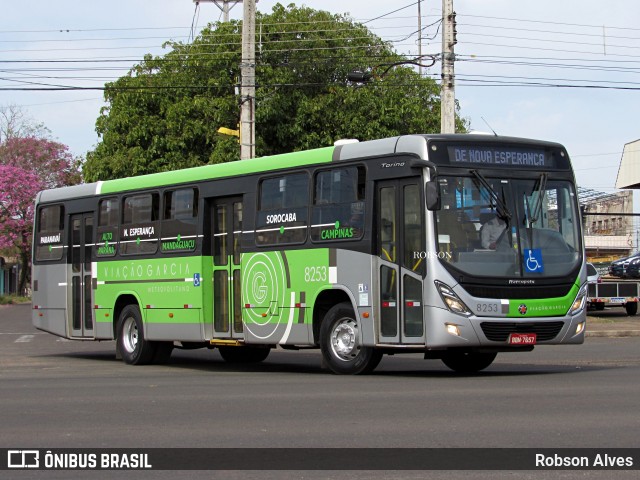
[[508, 333, 537, 345]]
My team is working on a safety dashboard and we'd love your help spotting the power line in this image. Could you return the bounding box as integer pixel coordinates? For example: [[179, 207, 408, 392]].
[[2, 6, 640, 96], [456, 72, 640, 87], [5, 12, 639, 66], [361, 1, 419, 25], [457, 41, 640, 59], [2, 9, 638, 63], [459, 21, 640, 42], [455, 79, 640, 91], [459, 13, 640, 32], [461, 32, 639, 51], [459, 57, 640, 75], [0, 10, 635, 36]]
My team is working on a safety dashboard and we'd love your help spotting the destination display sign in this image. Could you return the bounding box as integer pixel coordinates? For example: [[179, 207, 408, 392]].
[[447, 146, 554, 169]]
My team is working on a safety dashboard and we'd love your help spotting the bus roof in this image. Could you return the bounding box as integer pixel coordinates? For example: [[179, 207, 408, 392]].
[[36, 134, 567, 204], [38, 146, 335, 203]]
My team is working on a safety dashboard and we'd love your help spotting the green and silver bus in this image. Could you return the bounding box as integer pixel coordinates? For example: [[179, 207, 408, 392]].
[[32, 134, 587, 374]]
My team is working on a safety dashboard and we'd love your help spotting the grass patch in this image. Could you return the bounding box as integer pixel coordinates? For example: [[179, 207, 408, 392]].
[[0, 295, 31, 305]]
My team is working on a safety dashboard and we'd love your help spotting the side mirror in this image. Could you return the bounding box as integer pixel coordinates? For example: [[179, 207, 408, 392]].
[[426, 181, 441, 211]]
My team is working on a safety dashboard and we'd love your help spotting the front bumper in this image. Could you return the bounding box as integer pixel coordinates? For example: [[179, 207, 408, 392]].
[[425, 307, 586, 349]]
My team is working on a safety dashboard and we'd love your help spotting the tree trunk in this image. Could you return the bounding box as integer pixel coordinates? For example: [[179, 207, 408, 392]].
[[18, 246, 30, 297]]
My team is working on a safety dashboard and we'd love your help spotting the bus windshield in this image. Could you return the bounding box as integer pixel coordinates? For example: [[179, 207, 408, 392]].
[[435, 174, 581, 278]]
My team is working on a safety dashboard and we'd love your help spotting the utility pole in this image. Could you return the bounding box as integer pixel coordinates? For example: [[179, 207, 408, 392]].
[[240, 0, 256, 159], [417, 0, 423, 77], [198, 0, 256, 159], [195, 1, 241, 23], [440, 0, 457, 134]]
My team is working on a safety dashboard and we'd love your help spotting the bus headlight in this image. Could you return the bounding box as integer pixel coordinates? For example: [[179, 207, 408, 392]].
[[446, 323, 461, 337], [569, 284, 588, 316], [435, 281, 472, 317]]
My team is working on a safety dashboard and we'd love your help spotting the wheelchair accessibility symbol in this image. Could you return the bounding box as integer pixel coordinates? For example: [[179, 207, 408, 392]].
[[524, 249, 544, 273]]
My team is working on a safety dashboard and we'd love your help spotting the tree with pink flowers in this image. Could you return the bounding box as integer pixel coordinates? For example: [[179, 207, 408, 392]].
[[0, 165, 45, 295], [0, 136, 81, 189], [0, 136, 81, 295]]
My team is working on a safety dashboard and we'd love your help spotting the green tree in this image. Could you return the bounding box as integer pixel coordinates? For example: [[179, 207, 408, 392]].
[[84, 3, 466, 181]]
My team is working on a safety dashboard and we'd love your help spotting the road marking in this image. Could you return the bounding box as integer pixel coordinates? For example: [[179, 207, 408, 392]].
[[15, 335, 34, 343], [0, 332, 46, 335]]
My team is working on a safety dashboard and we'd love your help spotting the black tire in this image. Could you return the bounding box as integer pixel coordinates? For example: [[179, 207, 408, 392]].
[[320, 302, 383, 375], [218, 346, 271, 363], [625, 302, 638, 316], [116, 304, 157, 365], [594, 303, 605, 311], [441, 351, 497, 373], [152, 342, 174, 364]]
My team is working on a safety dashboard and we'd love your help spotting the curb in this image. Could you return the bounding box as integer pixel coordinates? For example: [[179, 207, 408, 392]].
[[586, 330, 640, 338]]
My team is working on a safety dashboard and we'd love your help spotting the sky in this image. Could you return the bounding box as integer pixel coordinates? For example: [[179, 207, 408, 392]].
[[2, 0, 640, 198]]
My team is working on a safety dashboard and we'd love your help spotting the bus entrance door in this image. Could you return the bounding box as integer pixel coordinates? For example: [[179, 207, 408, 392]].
[[69, 213, 94, 338], [210, 197, 244, 340], [376, 179, 426, 345]]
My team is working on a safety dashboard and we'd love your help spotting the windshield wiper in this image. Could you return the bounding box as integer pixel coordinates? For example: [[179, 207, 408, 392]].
[[471, 170, 512, 221], [531, 173, 548, 224]]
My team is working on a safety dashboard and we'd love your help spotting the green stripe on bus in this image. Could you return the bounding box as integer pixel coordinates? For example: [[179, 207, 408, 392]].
[[507, 283, 579, 317], [100, 147, 335, 194]]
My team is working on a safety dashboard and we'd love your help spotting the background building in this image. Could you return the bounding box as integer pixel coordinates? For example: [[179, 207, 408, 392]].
[[581, 190, 634, 265], [616, 139, 640, 190], [0, 256, 20, 296]]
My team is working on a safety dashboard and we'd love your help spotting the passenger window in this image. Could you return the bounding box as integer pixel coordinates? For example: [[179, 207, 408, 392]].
[[256, 173, 309, 245], [379, 187, 396, 262], [311, 166, 365, 242], [35, 205, 64, 261], [96, 198, 118, 257], [162, 188, 198, 253], [121, 193, 159, 255], [403, 184, 424, 274]]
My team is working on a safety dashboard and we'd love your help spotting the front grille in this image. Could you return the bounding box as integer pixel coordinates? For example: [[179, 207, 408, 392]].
[[463, 284, 573, 300], [480, 321, 565, 342]]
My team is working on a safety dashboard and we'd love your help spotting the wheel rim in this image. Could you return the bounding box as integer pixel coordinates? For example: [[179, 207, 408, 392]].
[[122, 316, 138, 354], [330, 317, 359, 362]]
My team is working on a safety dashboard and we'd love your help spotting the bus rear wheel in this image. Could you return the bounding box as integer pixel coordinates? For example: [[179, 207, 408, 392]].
[[320, 302, 382, 375], [117, 305, 156, 365], [218, 346, 271, 363], [441, 351, 497, 373]]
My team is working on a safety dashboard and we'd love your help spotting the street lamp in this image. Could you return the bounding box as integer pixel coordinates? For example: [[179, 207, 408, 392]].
[[347, 55, 437, 84]]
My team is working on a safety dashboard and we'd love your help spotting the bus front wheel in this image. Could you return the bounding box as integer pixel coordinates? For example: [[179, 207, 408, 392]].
[[441, 351, 497, 373], [117, 305, 157, 365], [320, 302, 382, 375]]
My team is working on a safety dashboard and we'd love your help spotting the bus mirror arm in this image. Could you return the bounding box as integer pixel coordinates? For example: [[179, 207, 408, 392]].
[[408, 159, 440, 210], [410, 159, 438, 178]]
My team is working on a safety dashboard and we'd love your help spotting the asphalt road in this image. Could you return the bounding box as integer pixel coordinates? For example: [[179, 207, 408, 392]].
[[1, 304, 639, 479]]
